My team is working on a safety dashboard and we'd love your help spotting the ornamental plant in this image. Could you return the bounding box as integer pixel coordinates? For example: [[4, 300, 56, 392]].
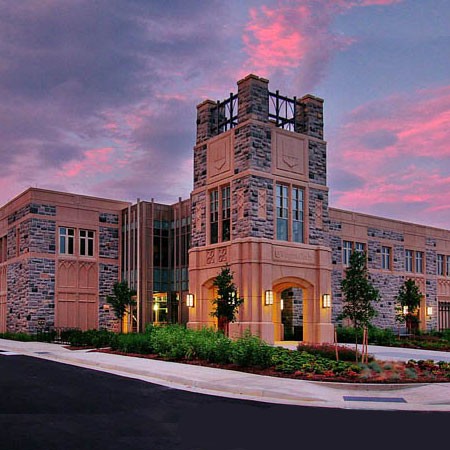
[[106, 281, 137, 332], [338, 251, 380, 361], [395, 278, 422, 335], [210, 266, 244, 336]]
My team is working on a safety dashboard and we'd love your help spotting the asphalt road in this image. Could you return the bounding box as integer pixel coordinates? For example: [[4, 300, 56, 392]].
[[0, 354, 448, 450]]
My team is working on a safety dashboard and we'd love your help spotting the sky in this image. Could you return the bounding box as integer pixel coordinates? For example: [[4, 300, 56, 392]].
[[0, 0, 449, 229]]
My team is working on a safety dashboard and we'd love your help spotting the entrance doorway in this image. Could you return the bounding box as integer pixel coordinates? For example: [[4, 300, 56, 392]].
[[281, 288, 303, 340]]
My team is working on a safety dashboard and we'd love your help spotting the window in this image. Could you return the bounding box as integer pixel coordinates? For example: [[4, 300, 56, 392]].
[[405, 249, 413, 272], [381, 246, 391, 270], [276, 184, 305, 242], [437, 254, 444, 276], [292, 187, 304, 243], [276, 184, 289, 240], [79, 230, 94, 257], [210, 189, 219, 244], [221, 186, 230, 242], [209, 186, 230, 244], [447, 256, 450, 277], [343, 241, 352, 265], [342, 241, 365, 265], [415, 251, 424, 274], [59, 227, 75, 255]]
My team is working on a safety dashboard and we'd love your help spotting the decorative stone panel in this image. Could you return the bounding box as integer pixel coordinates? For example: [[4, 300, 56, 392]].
[[191, 191, 206, 248], [99, 263, 119, 331], [308, 189, 329, 246], [99, 227, 119, 259]]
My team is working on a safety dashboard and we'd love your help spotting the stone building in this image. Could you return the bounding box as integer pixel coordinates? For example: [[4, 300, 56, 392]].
[[0, 188, 129, 333], [1, 74, 449, 341]]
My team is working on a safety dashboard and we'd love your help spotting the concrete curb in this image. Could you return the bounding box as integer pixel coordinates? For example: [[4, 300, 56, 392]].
[[1, 339, 449, 412]]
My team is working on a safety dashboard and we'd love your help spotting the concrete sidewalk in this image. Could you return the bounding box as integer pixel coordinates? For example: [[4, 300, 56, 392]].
[[1, 338, 449, 412]]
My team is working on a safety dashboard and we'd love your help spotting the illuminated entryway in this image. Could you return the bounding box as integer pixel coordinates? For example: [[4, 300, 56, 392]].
[[280, 288, 303, 340]]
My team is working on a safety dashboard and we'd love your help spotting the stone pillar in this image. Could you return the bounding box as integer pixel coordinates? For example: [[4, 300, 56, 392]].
[[196, 99, 217, 145], [237, 74, 269, 123], [295, 94, 324, 140]]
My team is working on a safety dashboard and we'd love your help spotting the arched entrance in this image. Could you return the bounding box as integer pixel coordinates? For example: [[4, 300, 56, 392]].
[[272, 277, 314, 342]]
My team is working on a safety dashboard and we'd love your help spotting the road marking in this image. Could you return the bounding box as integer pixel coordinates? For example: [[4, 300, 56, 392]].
[[343, 396, 407, 403], [0, 351, 21, 356]]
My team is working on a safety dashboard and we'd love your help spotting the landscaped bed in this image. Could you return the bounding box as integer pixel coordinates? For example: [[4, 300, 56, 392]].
[[2, 326, 449, 383]]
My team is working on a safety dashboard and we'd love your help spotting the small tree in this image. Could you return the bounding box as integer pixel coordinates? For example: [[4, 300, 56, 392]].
[[211, 266, 244, 336], [338, 251, 380, 361], [395, 278, 422, 335], [106, 281, 137, 333]]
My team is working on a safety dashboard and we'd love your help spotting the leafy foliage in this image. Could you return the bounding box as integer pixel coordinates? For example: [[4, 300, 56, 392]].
[[395, 279, 422, 334], [339, 251, 380, 330], [210, 266, 244, 335], [106, 281, 137, 329]]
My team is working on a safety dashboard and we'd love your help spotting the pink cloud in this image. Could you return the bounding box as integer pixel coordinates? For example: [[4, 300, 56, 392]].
[[241, 0, 402, 92], [330, 85, 450, 227], [63, 147, 114, 178]]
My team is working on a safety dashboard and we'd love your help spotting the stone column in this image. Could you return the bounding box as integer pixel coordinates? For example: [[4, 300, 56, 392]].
[[237, 74, 269, 123], [295, 94, 324, 140], [196, 99, 217, 145]]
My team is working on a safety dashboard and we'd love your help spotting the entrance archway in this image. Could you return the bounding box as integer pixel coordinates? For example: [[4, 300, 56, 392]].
[[272, 278, 313, 342]]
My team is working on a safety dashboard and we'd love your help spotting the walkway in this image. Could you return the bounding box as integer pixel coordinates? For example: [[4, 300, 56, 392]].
[[1, 338, 449, 412]]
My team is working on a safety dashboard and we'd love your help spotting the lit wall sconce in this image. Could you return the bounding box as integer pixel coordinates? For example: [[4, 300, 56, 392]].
[[426, 306, 433, 316], [322, 294, 331, 308], [402, 306, 409, 315], [280, 299, 284, 311], [265, 290, 274, 305], [186, 293, 195, 308]]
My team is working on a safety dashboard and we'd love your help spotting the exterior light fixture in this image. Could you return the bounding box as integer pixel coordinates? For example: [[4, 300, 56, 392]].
[[426, 306, 433, 316], [280, 299, 284, 311], [322, 294, 331, 308], [402, 306, 408, 315], [186, 293, 195, 308], [265, 290, 274, 305]]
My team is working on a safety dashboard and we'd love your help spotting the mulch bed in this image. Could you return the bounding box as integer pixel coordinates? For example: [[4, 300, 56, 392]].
[[93, 348, 450, 384]]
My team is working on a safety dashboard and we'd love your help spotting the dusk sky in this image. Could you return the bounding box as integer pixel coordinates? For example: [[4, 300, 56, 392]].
[[0, 0, 449, 228]]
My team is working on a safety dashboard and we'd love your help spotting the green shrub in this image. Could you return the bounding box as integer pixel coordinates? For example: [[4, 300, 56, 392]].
[[230, 332, 273, 368], [62, 329, 116, 348], [112, 333, 153, 354], [0, 332, 34, 342]]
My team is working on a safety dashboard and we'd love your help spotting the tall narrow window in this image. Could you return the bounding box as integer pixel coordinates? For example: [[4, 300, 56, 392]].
[[221, 186, 230, 242], [381, 246, 391, 270], [210, 189, 219, 244], [437, 254, 444, 276], [80, 230, 94, 257], [415, 251, 423, 273], [405, 249, 413, 272], [292, 187, 304, 243], [59, 227, 74, 255], [276, 184, 288, 241], [447, 256, 450, 277], [343, 241, 352, 265]]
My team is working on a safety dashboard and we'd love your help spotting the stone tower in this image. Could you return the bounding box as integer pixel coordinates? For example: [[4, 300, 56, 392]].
[[188, 74, 333, 344]]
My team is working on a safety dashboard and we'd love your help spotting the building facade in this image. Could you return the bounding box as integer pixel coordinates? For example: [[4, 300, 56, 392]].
[[1, 74, 449, 341]]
